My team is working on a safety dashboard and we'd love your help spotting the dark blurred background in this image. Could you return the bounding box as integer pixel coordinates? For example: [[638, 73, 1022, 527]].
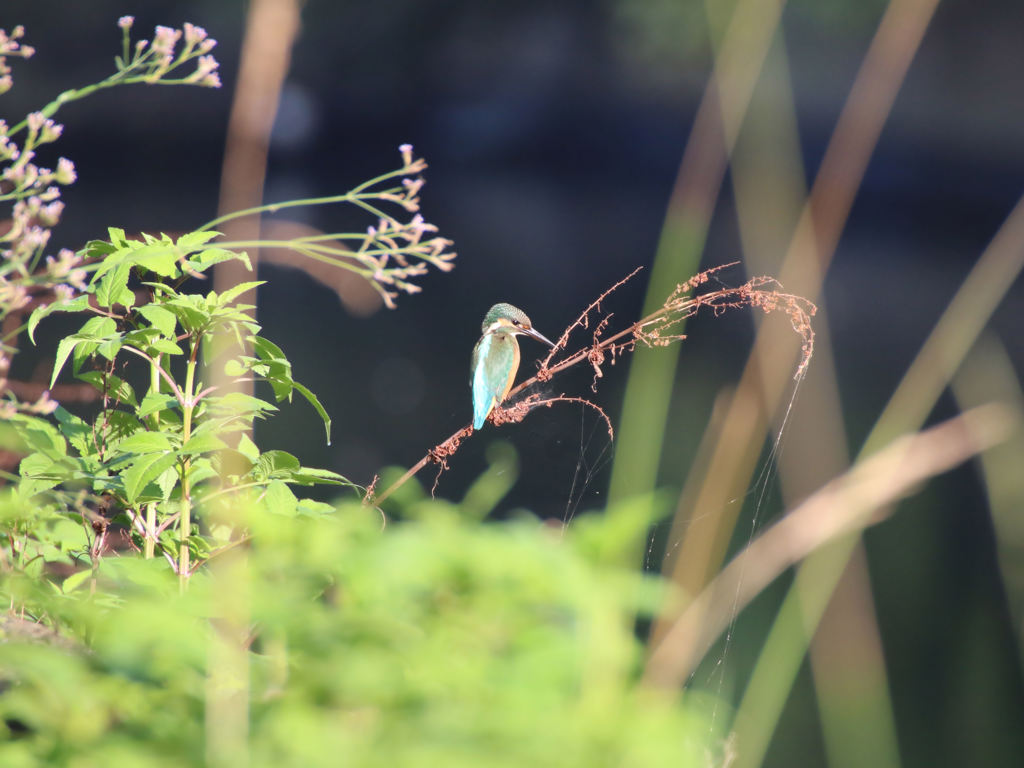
[[6, 1, 1024, 765]]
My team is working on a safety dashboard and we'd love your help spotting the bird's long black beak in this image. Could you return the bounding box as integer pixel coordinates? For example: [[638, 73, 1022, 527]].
[[521, 326, 555, 348]]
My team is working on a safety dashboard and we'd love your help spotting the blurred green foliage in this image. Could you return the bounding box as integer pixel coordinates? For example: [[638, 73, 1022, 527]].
[[1, 492, 722, 766]]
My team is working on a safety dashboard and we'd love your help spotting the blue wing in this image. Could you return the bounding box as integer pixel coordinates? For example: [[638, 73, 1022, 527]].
[[472, 334, 497, 429], [471, 333, 518, 429]]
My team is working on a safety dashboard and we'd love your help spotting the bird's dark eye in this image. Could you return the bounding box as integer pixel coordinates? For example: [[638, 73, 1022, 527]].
[[512, 319, 521, 326]]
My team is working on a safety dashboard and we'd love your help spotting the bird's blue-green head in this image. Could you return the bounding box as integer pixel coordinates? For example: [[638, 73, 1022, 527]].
[[480, 303, 555, 347]]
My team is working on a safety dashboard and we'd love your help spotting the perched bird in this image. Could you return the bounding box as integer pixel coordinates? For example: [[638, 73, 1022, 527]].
[[471, 303, 555, 429]]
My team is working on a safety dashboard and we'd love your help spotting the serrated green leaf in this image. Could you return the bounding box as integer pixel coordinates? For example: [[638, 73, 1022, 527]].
[[80, 315, 119, 338], [290, 466, 353, 487], [131, 241, 181, 277], [17, 475, 61, 500], [19, 451, 57, 478], [96, 335, 124, 361], [164, 297, 210, 333], [296, 499, 337, 517], [211, 392, 278, 417], [54, 406, 96, 456], [175, 230, 220, 252], [123, 327, 161, 348], [223, 358, 246, 377], [149, 338, 184, 356], [49, 518, 89, 553], [189, 245, 250, 273], [235, 433, 260, 463], [256, 450, 300, 480], [141, 280, 179, 298], [62, 569, 93, 594], [182, 433, 228, 456], [215, 280, 265, 307], [75, 371, 138, 407], [156, 464, 180, 501], [51, 336, 82, 388], [252, 335, 287, 362], [50, 316, 121, 387], [27, 295, 90, 343], [82, 237, 117, 259], [119, 431, 176, 453], [122, 451, 179, 504], [262, 480, 298, 516], [95, 260, 134, 309], [137, 392, 181, 418], [98, 410, 147, 445], [187, 457, 218, 487], [12, 416, 67, 460], [136, 304, 177, 338]]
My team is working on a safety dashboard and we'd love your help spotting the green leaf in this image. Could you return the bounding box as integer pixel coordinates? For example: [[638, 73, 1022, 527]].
[[175, 230, 220, 252], [95, 260, 134, 309], [148, 338, 184, 356], [250, 336, 294, 399], [182, 433, 228, 456], [235, 433, 260, 463], [119, 431, 176, 454], [255, 450, 300, 481], [95, 410, 147, 447], [75, 371, 138, 406], [141, 280, 179, 298], [50, 317, 118, 388], [136, 304, 178, 338], [62, 569, 93, 594], [215, 280, 265, 307], [223, 358, 246, 377], [50, 338, 84, 389], [12, 415, 67, 459], [187, 457, 218, 487], [262, 480, 298, 516], [96, 335, 125, 362], [19, 451, 58, 478], [293, 381, 332, 445], [16, 451, 73, 498], [79, 315, 119, 338], [135, 241, 182, 277], [123, 327, 161, 349], [122, 451, 179, 504], [81, 238, 116, 260], [189, 245, 250, 273], [137, 392, 180, 418], [211, 392, 278, 418], [296, 499, 338, 517], [54, 406, 96, 456], [290, 466, 353, 487], [27, 295, 90, 343], [164, 296, 210, 333], [156, 464, 180, 501]]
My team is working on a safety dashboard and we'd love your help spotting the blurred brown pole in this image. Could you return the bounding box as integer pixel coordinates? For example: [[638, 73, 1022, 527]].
[[205, 3, 302, 768], [212, 0, 302, 385]]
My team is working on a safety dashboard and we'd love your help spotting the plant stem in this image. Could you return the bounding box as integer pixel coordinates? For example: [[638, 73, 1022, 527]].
[[142, 355, 162, 561], [178, 338, 200, 586], [196, 187, 406, 233], [144, 504, 156, 559]]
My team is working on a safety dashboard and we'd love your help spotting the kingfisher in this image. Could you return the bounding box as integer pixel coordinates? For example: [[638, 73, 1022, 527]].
[[471, 303, 555, 429]]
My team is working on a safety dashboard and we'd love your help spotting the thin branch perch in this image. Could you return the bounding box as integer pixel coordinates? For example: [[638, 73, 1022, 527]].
[[367, 264, 817, 506]]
